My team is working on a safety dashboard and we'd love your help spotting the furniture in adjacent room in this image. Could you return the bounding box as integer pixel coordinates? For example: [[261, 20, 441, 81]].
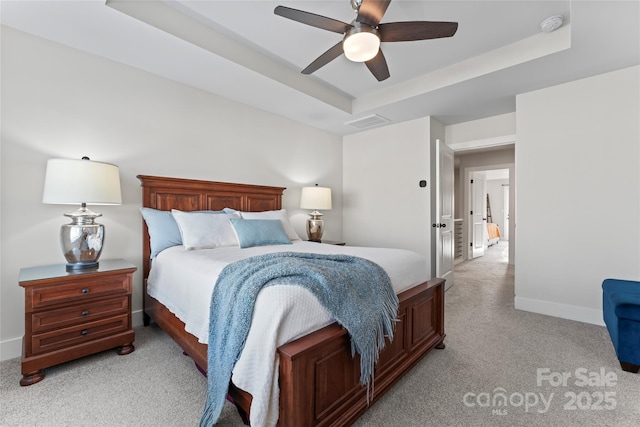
[[486, 222, 501, 247], [19, 259, 136, 385], [602, 278, 640, 373], [138, 175, 446, 426], [454, 219, 463, 262]]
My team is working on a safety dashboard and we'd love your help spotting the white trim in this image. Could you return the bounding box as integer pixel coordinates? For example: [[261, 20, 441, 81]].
[[448, 134, 516, 152], [0, 310, 146, 362], [514, 296, 605, 326], [0, 337, 22, 362], [132, 309, 144, 329]]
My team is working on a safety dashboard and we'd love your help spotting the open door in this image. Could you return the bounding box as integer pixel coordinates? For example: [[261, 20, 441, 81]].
[[433, 139, 454, 289], [470, 172, 487, 259], [503, 184, 510, 241]]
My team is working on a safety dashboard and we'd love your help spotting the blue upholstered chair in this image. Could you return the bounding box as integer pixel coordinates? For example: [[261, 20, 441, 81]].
[[602, 279, 640, 373]]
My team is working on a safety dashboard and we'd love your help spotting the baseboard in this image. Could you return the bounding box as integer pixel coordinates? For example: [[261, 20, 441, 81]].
[[514, 296, 605, 327], [0, 309, 146, 362], [132, 308, 145, 328], [0, 337, 22, 362]]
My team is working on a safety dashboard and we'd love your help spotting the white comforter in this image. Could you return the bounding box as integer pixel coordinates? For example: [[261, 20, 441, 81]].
[[147, 241, 428, 427]]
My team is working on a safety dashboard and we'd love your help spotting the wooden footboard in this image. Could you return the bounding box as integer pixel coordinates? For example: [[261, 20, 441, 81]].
[[144, 277, 444, 426], [277, 277, 445, 426]]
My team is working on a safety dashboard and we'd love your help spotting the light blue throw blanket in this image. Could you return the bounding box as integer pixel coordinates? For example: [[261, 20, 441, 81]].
[[199, 252, 398, 426]]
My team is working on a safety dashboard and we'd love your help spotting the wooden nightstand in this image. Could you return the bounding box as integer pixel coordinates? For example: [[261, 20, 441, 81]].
[[18, 259, 136, 386]]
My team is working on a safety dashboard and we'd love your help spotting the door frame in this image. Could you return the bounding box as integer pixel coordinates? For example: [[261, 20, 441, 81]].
[[462, 162, 515, 265], [503, 184, 510, 241], [431, 139, 455, 289]]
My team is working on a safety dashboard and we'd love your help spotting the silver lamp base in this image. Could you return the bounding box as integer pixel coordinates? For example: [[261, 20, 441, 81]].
[[306, 211, 324, 242], [61, 206, 104, 271]]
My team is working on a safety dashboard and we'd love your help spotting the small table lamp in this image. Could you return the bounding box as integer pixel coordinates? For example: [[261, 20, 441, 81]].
[[42, 157, 122, 271], [300, 184, 332, 242]]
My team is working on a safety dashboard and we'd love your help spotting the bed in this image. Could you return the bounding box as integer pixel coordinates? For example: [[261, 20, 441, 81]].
[[138, 175, 445, 426]]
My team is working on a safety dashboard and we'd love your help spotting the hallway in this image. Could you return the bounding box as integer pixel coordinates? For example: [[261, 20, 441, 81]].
[[449, 240, 515, 341], [453, 240, 512, 305]]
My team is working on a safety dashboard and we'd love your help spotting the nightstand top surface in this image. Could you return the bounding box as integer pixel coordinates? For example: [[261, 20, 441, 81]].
[[306, 240, 346, 246], [19, 259, 136, 283]]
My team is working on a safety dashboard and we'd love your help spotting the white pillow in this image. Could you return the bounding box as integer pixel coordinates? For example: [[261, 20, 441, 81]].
[[171, 210, 240, 250], [239, 209, 300, 241]]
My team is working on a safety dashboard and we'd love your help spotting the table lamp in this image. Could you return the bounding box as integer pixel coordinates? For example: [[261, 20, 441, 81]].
[[42, 157, 122, 271], [300, 184, 332, 242]]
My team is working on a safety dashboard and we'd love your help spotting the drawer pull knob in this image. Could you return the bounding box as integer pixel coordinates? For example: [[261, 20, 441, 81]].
[[81, 330, 88, 336], [81, 311, 89, 316], [81, 289, 90, 294]]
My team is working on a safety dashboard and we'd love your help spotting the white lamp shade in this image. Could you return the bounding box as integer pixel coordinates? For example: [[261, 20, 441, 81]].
[[43, 158, 122, 205], [300, 186, 332, 210]]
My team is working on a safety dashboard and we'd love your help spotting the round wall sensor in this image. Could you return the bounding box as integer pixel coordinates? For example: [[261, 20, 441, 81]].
[[540, 15, 564, 33]]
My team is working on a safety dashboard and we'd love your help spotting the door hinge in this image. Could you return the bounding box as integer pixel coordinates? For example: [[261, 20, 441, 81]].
[[471, 179, 474, 184], [470, 242, 473, 247], [470, 210, 473, 215]]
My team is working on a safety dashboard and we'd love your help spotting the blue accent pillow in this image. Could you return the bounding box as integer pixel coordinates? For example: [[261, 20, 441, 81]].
[[230, 219, 292, 248], [140, 208, 182, 258], [140, 208, 226, 257]]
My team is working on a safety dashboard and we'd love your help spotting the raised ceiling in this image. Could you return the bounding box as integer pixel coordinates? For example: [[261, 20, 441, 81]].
[[1, 1, 638, 135]]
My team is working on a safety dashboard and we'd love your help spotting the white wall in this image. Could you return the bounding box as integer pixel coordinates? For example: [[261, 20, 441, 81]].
[[343, 117, 432, 267], [515, 65, 640, 325], [0, 27, 342, 360]]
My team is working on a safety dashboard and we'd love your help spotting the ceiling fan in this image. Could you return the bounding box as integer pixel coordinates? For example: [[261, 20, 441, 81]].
[[274, 0, 458, 82]]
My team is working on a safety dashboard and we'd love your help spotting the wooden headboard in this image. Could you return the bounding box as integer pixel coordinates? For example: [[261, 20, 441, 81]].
[[137, 175, 285, 279]]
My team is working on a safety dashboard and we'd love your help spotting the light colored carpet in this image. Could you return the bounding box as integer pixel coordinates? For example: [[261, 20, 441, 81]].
[[2, 242, 639, 426]]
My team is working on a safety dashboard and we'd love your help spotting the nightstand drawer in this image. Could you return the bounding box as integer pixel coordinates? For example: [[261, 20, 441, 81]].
[[28, 275, 130, 311], [31, 314, 129, 355], [31, 296, 129, 333]]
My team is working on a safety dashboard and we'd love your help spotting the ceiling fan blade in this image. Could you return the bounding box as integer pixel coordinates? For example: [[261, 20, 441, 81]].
[[275, 5, 352, 34], [356, 0, 391, 27], [378, 21, 458, 42], [365, 49, 390, 81], [302, 41, 345, 75]]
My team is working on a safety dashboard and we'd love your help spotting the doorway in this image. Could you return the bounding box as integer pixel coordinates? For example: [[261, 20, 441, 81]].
[[469, 168, 510, 258], [452, 146, 515, 267], [463, 166, 513, 264], [452, 165, 513, 292]]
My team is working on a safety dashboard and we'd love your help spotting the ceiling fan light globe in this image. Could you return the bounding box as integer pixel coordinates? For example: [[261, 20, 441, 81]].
[[343, 31, 380, 62]]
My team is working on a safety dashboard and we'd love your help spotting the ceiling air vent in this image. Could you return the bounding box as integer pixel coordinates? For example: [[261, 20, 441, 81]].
[[345, 114, 391, 130]]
